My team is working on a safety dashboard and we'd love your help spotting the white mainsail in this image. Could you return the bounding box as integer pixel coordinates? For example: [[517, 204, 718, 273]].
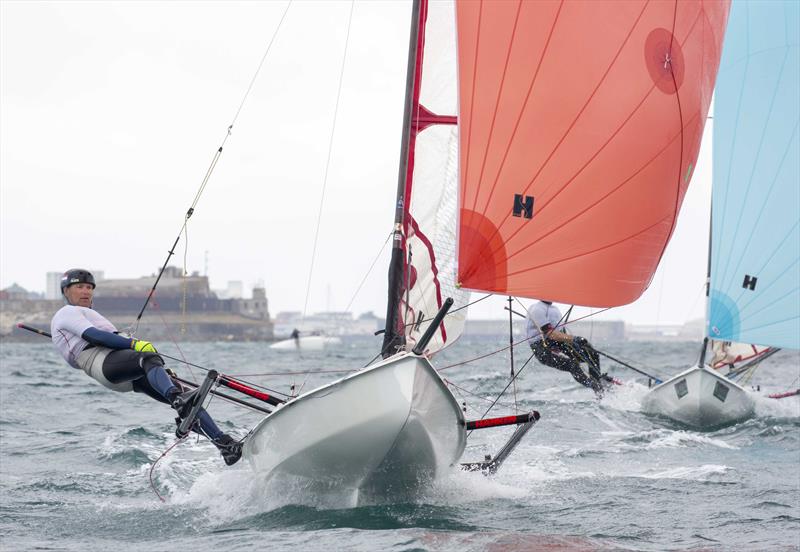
[[399, 1, 469, 355]]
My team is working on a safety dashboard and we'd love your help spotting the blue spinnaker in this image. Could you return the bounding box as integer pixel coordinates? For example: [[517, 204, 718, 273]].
[[709, 0, 800, 349]]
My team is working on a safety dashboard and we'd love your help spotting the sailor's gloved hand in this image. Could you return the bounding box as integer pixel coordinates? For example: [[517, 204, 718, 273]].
[[133, 339, 158, 353], [573, 336, 590, 349]]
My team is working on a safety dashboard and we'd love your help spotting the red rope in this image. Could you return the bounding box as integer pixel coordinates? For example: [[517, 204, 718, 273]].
[[150, 297, 198, 384], [148, 435, 189, 503]]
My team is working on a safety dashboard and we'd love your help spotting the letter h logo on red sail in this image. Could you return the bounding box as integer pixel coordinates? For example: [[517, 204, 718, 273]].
[[513, 194, 534, 219]]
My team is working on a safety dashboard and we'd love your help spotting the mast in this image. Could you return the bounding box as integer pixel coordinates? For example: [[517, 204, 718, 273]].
[[382, 0, 423, 357], [698, 197, 713, 367]]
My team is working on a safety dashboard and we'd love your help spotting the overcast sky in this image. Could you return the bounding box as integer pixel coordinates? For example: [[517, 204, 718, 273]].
[[1, 0, 714, 326]]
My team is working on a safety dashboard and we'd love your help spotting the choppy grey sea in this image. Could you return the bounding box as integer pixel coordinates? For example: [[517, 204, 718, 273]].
[[1, 337, 798, 551]]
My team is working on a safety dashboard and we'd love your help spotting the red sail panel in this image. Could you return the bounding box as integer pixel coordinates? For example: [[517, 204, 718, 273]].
[[456, 0, 729, 307]]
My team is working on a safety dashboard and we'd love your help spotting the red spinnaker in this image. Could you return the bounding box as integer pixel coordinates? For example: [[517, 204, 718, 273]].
[[456, 0, 730, 307]]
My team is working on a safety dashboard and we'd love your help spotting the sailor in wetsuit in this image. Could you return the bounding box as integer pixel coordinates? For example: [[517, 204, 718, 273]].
[[50, 268, 242, 465], [527, 300, 607, 395]]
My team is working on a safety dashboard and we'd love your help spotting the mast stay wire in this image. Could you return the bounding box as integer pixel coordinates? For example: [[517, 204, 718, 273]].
[[343, 230, 393, 315], [131, 1, 294, 334], [293, 0, 356, 397], [299, 0, 356, 325]]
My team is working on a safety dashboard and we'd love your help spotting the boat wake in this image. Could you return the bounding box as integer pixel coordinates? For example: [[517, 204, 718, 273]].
[[753, 392, 800, 419], [163, 461, 527, 524], [641, 429, 738, 450], [637, 464, 732, 481]]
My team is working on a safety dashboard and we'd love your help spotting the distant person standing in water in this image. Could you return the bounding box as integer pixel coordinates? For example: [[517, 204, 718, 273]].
[[526, 300, 608, 395], [50, 268, 242, 465]]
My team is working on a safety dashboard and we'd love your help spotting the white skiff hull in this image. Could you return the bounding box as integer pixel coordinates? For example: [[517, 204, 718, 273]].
[[641, 365, 754, 429], [243, 352, 466, 503], [269, 335, 342, 351]]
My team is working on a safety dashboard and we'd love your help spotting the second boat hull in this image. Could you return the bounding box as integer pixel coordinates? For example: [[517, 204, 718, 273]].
[[641, 365, 754, 429], [269, 335, 342, 351]]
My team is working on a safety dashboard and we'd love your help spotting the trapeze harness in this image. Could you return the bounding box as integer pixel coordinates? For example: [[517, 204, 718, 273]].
[[51, 304, 227, 441], [51, 305, 175, 403], [527, 303, 601, 391]]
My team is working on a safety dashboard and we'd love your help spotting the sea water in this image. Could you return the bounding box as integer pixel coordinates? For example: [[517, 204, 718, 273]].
[[1, 338, 798, 551]]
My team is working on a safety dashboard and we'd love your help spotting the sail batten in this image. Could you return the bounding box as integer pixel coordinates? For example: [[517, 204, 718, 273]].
[[456, 0, 729, 306]]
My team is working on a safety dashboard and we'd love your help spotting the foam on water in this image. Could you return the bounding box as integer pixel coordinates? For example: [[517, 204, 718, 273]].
[[637, 464, 732, 480], [754, 391, 800, 418], [644, 429, 739, 450], [599, 380, 650, 411]]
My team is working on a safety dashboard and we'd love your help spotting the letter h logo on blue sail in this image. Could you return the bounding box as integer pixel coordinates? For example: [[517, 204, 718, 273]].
[[513, 194, 534, 219], [742, 274, 757, 291]]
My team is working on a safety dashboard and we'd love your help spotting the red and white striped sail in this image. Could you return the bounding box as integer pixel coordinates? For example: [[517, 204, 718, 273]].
[[455, 0, 730, 307], [398, 0, 469, 355]]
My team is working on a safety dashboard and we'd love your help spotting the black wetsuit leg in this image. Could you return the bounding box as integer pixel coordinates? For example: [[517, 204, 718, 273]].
[[131, 376, 170, 404], [532, 341, 598, 390], [102, 350, 223, 439], [102, 350, 162, 382], [585, 347, 602, 380]]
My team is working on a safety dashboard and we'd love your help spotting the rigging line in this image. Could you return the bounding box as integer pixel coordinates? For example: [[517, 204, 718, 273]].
[[505, 296, 518, 407], [437, 335, 532, 371], [468, 351, 536, 437], [448, 293, 491, 314], [438, 304, 611, 372], [134, 3, 293, 326], [563, 305, 574, 327], [234, 369, 354, 377], [343, 231, 392, 314], [444, 378, 516, 411], [150, 299, 198, 384], [149, 434, 190, 503], [683, 280, 706, 324], [727, 348, 780, 379], [230, 1, 293, 129], [363, 294, 494, 369], [446, 384, 473, 417], [654, 261, 667, 333], [510, 300, 613, 331], [300, 0, 356, 324], [155, 351, 290, 398], [181, 223, 189, 335]]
